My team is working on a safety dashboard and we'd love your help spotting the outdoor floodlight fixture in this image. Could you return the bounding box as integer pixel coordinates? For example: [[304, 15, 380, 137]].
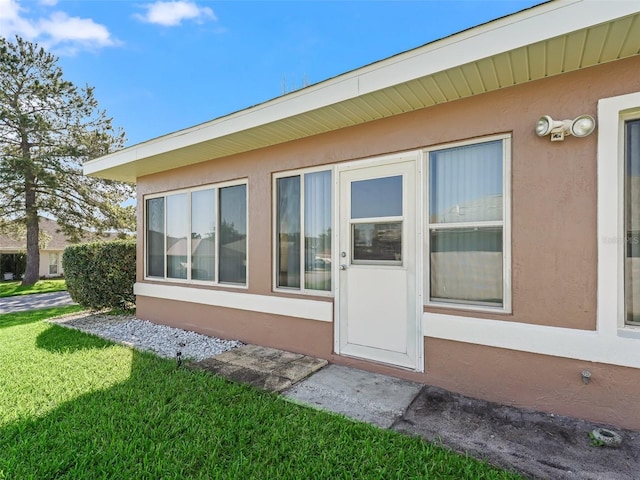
[[535, 114, 596, 141]]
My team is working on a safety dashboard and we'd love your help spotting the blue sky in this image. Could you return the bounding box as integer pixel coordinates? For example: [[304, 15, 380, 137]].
[[1, 0, 543, 146]]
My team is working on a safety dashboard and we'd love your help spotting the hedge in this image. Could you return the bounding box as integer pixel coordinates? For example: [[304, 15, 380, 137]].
[[63, 240, 136, 310]]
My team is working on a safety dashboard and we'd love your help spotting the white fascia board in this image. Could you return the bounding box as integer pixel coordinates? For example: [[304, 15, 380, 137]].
[[85, 0, 640, 179], [358, 0, 640, 94], [82, 76, 360, 178]]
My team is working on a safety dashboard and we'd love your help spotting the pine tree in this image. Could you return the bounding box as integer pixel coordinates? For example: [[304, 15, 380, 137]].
[[0, 36, 135, 285]]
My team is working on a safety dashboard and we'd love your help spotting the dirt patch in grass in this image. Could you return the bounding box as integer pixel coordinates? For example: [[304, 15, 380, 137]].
[[393, 385, 640, 480]]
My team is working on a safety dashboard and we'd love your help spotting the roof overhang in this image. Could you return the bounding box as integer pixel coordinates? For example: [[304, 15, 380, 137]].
[[85, 0, 640, 183]]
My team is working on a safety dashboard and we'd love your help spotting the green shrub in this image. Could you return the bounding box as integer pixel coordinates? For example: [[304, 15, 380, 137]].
[[63, 240, 136, 309]]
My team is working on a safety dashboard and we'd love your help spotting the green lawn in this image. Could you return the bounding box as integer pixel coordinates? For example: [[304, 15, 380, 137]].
[[0, 307, 523, 479], [0, 278, 67, 298]]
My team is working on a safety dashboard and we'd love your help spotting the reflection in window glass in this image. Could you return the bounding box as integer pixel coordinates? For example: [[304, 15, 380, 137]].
[[166, 193, 188, 279], [351, 175, 402, 219], [145, 183, 248, 285], [353, 222, 402, 263], [146, 197, 165, 277], [305, 171, 332, 291], [219, 184, 247, 284], [277, 176, 301, 288], [430, 227, 503, 306], [430, 141, 503, 223], [428, 139, 506, 309], [191, 189, 215, 281], [626, 119, 640, 325], [275, 170, 332, 293]]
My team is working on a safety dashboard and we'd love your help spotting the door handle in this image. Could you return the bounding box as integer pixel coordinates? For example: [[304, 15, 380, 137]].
[[339, 264, 347, 270]]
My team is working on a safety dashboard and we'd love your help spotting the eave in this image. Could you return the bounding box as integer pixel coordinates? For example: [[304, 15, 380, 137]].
[[84, 0, 640, 183]]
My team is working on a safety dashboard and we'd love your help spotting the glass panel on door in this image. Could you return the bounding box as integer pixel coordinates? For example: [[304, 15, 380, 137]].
[[351, 175, 402, 218], [352, 222, 402, 263], [350, 175, 403, 265]]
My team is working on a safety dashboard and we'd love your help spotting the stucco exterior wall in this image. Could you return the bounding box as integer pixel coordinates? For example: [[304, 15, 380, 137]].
[[0, 249, 63, 279], [39, 250, 63, 278], [134, 56, 640, 429]]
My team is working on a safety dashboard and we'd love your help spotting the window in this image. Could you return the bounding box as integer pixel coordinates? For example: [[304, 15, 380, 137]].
[[598, 92, 640, 339], [427, 136, 510, 310], [275, 169, 332, 293], [167, 193, 188, 279], [191, 189, 216, 281], [219, 184, 248, 284], [145, 181, 247, 286], [49, 253, 59, 275], [625, 119, 640, 325], [146, 197, 165, 278]]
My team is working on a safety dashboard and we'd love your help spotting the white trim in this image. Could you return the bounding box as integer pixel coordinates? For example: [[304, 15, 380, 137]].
[[333, 168, 342, 355], [240, 181, 250, 287], [423, 313, 640, 369], [503, 137, 513, 314], [598, 92, 640, 337], [415, 150, 425, 371], [338, 151, 420, 171], [134, 282, 333, 322], [143, 178, 246, 200]]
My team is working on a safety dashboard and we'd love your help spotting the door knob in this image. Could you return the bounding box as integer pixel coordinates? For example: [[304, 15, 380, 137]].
[[339, 264, 347, 270]]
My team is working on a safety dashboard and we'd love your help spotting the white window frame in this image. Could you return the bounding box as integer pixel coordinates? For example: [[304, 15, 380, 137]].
[[143, 178, 248, 288], [272, 166, 334, 297], [424, 134, 512, 313], [598, 92, 640, 339], [49, 253, 59, 275], [425, 116, 640, 369]]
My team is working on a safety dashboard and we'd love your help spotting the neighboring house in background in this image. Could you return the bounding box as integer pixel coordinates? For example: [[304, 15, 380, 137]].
[[85, 1, 640, 429], [0, 217, 119, 280], [0, 218, 68, 279]]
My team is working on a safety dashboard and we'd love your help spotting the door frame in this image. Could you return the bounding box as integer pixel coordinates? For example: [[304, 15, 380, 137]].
[[333, 151, 424, 372]]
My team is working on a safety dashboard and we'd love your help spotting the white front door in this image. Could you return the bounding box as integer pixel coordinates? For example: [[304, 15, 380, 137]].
[[336, 155, 420, 370]]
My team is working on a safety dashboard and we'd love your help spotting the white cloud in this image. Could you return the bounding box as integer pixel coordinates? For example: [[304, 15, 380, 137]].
[[0, 0, 118, 54], [0, 0, 40, 38], [40, 12, 114, 47], [135, 1, 216, 27]]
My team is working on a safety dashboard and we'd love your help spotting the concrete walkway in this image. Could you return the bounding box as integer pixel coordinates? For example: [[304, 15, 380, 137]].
[[194, 344, 327, 392], [285, 364, 423, 428], [0, 291, 76, 314], [195, 343, 640, 480], [40, 310, 640, 479]]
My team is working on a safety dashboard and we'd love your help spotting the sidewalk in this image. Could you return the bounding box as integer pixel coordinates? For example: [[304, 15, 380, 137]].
[[50, 312, 640, 480], [0, 291, 76, 314], [197, 345, 640, 480]]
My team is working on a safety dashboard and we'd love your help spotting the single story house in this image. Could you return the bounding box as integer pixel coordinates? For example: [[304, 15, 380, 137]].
[[0, 217, 68, 279], [0, 217, 122, 280], [85, 0, 640, 429]]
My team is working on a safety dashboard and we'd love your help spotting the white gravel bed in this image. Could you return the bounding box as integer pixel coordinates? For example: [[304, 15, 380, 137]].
[[49, 312, 243, 361]]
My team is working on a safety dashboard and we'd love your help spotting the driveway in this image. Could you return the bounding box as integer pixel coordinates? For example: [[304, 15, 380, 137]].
[[0, 291, 76, 314]]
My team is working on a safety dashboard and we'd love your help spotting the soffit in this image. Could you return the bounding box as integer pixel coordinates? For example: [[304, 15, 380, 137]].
[[85, 7, 640, 183]]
